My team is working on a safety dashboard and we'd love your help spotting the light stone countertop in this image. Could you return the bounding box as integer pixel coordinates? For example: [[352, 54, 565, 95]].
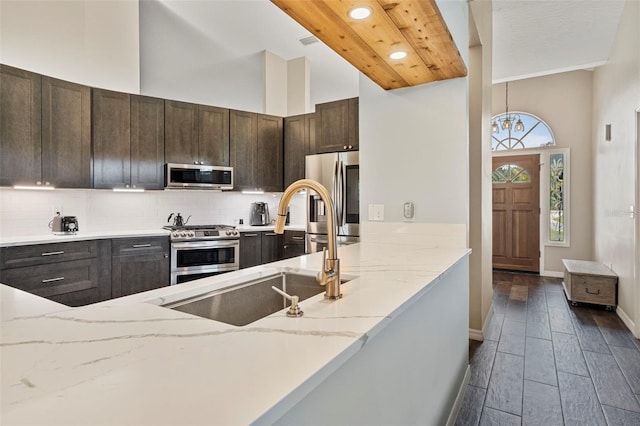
[[0, 229, 171, 247], [1, 223, 470, 425]]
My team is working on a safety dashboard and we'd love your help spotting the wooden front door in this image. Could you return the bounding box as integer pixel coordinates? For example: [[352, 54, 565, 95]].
[[492, 154, 540, 272]]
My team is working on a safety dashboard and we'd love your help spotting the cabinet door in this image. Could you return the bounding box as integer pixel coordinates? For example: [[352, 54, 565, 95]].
[[230, 110, 257, 190], [306, 113, 316, 159], [284, 114, 307, 187], [41, 76, 91, 188], [257, 114, 283, 192], [239, 233, 262, 269], [282, 230, 306, 259], [131, 95, 165, 189], [111, 252, 170, 298], [348, 97, 359, 150], [165, 100, 198, 164], [92, 88, 131, 189], [0, 65, 42, 186], [261, 232, 282, 264], [314, 99, 349, 154], [199, 105, 230, 166]]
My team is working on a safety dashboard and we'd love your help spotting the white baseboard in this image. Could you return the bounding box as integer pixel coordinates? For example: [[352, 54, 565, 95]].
[[541, 270, 564, 278], [616, 305, 639, 339], [446, 365, 471, 426], [469, 329, 484, 341]]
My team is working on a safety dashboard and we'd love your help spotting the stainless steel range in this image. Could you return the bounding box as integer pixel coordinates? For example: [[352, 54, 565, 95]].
[[166, 225, 240, 285]]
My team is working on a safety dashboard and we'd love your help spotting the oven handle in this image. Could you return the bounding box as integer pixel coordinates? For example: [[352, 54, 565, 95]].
[[171, 240, 239, 249]]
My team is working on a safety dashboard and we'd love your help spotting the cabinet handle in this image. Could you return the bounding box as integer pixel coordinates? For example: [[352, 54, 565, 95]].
[[343, 145, 347, 149], [585, 288, 601, 295], [42, 277, 65, 283], [42, 251, 65, 256], [164, 253, 169, 258], [348, 145, 353, 149], [265, 233, 277, 236], [133, 244, 152, 248], [244, 233, 258, 237], [291, 236, 304, 240]]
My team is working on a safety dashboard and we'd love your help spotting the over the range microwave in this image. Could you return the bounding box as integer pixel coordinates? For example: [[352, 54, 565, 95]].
[[165, 163, 233, 190]]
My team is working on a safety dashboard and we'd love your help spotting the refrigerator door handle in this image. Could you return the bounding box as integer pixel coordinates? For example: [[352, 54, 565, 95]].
[[338, 160, 345, 226]]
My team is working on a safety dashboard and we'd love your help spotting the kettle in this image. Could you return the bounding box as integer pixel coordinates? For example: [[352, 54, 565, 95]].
[[249, 202, 270, 226], [168, 213, 191, 227]]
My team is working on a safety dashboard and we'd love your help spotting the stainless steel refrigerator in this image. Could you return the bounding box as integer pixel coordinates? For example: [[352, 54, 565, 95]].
[[305, 151, 359, 253]]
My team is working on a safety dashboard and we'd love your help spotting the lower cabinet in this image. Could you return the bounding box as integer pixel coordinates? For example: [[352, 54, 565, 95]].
[[111, 237, 170, 298], [239, 231, 283, 269], [0, 240, 110, 307], [282, 230, 306, 259], [239, 231, 304, 269]]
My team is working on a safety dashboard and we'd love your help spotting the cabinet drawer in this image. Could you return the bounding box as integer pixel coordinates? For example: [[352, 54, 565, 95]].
[[284, 230, 305, 244], [1, 240, 97, 269], [111, 237, 169, 256], [569, 274, 616, 306], [0, 258, 98, 299]]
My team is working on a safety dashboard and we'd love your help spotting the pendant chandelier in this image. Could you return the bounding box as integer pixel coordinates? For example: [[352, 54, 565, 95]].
[[492, 81, 525, 133]]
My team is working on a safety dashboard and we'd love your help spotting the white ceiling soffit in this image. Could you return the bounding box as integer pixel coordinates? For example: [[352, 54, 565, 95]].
[[492, 0, 625, 83]]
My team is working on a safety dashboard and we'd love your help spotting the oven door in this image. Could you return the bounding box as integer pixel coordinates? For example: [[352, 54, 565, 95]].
[[170, 240, 239, 284]]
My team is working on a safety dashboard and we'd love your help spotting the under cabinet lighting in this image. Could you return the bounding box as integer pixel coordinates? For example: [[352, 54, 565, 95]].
[[242, 190, 265, 195], [349, 7, 371, 20], [13, 185, 55, 191], [113, 188, 145, 193]]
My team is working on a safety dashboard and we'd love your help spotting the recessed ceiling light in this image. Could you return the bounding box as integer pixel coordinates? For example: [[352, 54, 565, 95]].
[[389, 51, 408, 60], [349, 7, 371, 20]]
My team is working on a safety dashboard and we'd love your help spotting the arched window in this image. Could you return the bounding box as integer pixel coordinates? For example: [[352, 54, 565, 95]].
[[491, 112, 555, 151]]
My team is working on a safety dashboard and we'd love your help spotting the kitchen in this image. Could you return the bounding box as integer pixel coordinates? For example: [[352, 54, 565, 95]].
[[1, 0, 472, 424]]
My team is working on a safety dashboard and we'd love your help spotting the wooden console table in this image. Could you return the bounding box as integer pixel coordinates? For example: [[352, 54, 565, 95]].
[[562, 259, 618, 310]]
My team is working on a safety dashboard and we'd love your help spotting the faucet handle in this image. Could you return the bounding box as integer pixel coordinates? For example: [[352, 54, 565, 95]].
[[271, 286, 303, 317]]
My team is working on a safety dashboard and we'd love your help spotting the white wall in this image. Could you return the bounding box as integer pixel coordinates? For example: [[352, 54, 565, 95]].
[[264, 51, 288, 116], [592, 0, 639, 336], [0, 188, 306, 238], [492, 71, 595, 274], [0, 0, 140, 93], [287, 57, 311, 115]]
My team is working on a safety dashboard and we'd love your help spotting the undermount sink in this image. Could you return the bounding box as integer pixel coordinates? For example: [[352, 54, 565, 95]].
[[162, 272, 352, 326]]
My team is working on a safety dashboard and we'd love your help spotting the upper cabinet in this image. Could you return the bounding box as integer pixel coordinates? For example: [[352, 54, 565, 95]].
[[314, 97, 358, 154], [41, 76, 92, 188], [93, 89, 165, 190], [0, 66, 91, 189], [230, 110, 283, 192], [284, 113, 315, 187], [0, 65, 42, 187], [165, 100, 229, 166]]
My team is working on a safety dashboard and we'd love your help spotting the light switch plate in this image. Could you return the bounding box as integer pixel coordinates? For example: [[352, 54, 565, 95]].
[[368, 204, 384, 221]]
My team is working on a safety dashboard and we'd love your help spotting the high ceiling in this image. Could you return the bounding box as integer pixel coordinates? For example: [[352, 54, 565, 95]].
[[492, 0, 625, 83], [152, 0, 626, 95]]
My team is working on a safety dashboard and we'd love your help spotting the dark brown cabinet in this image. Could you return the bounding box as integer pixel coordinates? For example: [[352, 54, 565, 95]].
[[41, 76, 92, 188], [314, 97, 358, 154], [165, 100, 229, 166], [93, 90, 165, 190], [0, 65, 42, 187], [0, 240, 111, 306], [0, 67, 91, 188], [282, 230, 306, 259], [230, 110, 283, 192], [92, 89, 131, 189], [284, 113, 315, 187], [111, 237, 170, 298], [239, 231, 284, 269]]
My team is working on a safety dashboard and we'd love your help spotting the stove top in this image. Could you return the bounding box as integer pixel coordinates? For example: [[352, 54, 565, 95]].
[[164, 224, 239, 241]]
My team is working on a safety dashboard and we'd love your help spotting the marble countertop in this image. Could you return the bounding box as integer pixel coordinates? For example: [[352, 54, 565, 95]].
[[1, 223, 469, 425], [237, 224, 305, 232]]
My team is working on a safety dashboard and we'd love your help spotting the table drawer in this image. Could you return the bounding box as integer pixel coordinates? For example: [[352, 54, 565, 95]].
[[569, 274, 616, 306], [1, 240, 97, 269]]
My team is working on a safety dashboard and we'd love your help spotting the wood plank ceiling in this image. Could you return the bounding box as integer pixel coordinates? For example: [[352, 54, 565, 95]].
[[271, 0, 467, 90]]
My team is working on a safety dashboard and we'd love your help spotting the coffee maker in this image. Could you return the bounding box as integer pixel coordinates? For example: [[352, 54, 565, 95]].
[[249, 202, 269, 226]]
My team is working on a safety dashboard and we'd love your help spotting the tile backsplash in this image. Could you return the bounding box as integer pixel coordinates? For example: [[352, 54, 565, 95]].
[[0, 188, 306, 237]]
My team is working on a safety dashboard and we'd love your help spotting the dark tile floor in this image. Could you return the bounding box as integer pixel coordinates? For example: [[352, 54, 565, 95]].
[[455, 271, 640, 426]]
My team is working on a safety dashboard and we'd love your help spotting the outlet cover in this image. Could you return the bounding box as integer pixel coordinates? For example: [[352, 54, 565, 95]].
[[368, 204, 384, 221]]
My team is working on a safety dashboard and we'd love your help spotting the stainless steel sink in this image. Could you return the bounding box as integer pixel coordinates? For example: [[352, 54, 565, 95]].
[[162, 272, 350, 326]]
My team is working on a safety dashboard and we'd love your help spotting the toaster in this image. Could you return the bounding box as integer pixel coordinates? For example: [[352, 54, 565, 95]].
[[61, 216, 79, 233]]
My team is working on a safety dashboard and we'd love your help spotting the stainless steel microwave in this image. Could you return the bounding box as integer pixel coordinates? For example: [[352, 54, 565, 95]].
[[165, 163, 233, 190]]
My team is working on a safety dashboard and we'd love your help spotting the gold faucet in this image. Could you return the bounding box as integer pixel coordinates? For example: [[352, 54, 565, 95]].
[[274, 179, 341, 299]]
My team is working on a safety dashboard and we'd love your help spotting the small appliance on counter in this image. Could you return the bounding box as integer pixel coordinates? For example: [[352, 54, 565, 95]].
[[249, 202, 270, 226], [49, 213, 78, 234]]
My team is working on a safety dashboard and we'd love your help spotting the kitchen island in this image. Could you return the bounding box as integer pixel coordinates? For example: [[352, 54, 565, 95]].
[[1, 223, 470, 425]]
